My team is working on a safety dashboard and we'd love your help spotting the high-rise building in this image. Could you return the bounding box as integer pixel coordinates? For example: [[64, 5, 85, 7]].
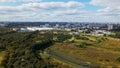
[[108, 24, 113, 30]]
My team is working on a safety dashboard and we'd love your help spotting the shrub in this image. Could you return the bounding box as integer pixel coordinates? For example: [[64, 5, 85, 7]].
[[76, 42, 92, 48], [116, 57, 120, 62]]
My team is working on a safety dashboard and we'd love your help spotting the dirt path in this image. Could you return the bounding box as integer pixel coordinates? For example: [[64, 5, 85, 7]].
[[44, 51, 89, 68], [0, 56, 3, 63]]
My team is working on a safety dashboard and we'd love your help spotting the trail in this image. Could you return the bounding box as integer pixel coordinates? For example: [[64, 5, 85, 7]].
[[44, 51, 89, 68]]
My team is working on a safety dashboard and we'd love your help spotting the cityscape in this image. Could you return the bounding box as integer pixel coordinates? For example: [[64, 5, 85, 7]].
[[0, 0, 120, 68], [1, 22, 120, 30]]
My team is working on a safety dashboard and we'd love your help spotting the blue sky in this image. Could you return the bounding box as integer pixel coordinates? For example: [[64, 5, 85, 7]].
[[0, 0, 119, 23]]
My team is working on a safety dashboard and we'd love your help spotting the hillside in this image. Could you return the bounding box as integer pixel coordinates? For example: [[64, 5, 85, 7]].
[[0, 29, 73, 68], [0, 27, 120, 68], [46, 35, 120, 68]]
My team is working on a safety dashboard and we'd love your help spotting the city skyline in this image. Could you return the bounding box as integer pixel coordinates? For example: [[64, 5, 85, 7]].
[[0, 0, 120, 23]]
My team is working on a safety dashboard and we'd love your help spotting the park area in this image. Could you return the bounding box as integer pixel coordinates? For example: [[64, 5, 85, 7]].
[[46, 35, 120, 68]]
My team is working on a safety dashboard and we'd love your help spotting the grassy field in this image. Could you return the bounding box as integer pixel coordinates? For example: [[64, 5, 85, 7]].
[[46, 35, 120, 68], [0, 51, 6, 63], [38, 51, 73, 68], [0, 51, 6, 68]]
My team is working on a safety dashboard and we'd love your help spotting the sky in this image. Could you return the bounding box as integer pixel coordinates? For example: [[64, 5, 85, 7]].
[[0, 0, 120, 23]]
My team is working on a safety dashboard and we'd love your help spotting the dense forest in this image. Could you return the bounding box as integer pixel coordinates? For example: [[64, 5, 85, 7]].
[[0, 28, 72, 68]]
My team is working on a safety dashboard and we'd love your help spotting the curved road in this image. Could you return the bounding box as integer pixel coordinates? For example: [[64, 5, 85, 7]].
[[44, 51, 89, 68]]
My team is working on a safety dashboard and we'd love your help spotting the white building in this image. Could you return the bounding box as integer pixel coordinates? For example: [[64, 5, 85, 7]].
[[92, 30, 112, 36], [20, 27, 54, 31]]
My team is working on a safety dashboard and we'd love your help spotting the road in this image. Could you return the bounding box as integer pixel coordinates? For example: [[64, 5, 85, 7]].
[[44, 51, 89, 68]]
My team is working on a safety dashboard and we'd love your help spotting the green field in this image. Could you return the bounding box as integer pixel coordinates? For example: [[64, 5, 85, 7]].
[[46, 35, 120, 68]]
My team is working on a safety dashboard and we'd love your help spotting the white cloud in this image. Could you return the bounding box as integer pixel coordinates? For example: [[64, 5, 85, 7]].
[[0, 1, 84, 12], [0, 1, 86, 22], [0, 0, 119, 22], [53, 9, 88, 16], [0, 0, 39, 2], [90, 0, 120, 7], [90, 0, 120, 22], [20, 1, 84, 10], [90, 0, 120, 13]]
